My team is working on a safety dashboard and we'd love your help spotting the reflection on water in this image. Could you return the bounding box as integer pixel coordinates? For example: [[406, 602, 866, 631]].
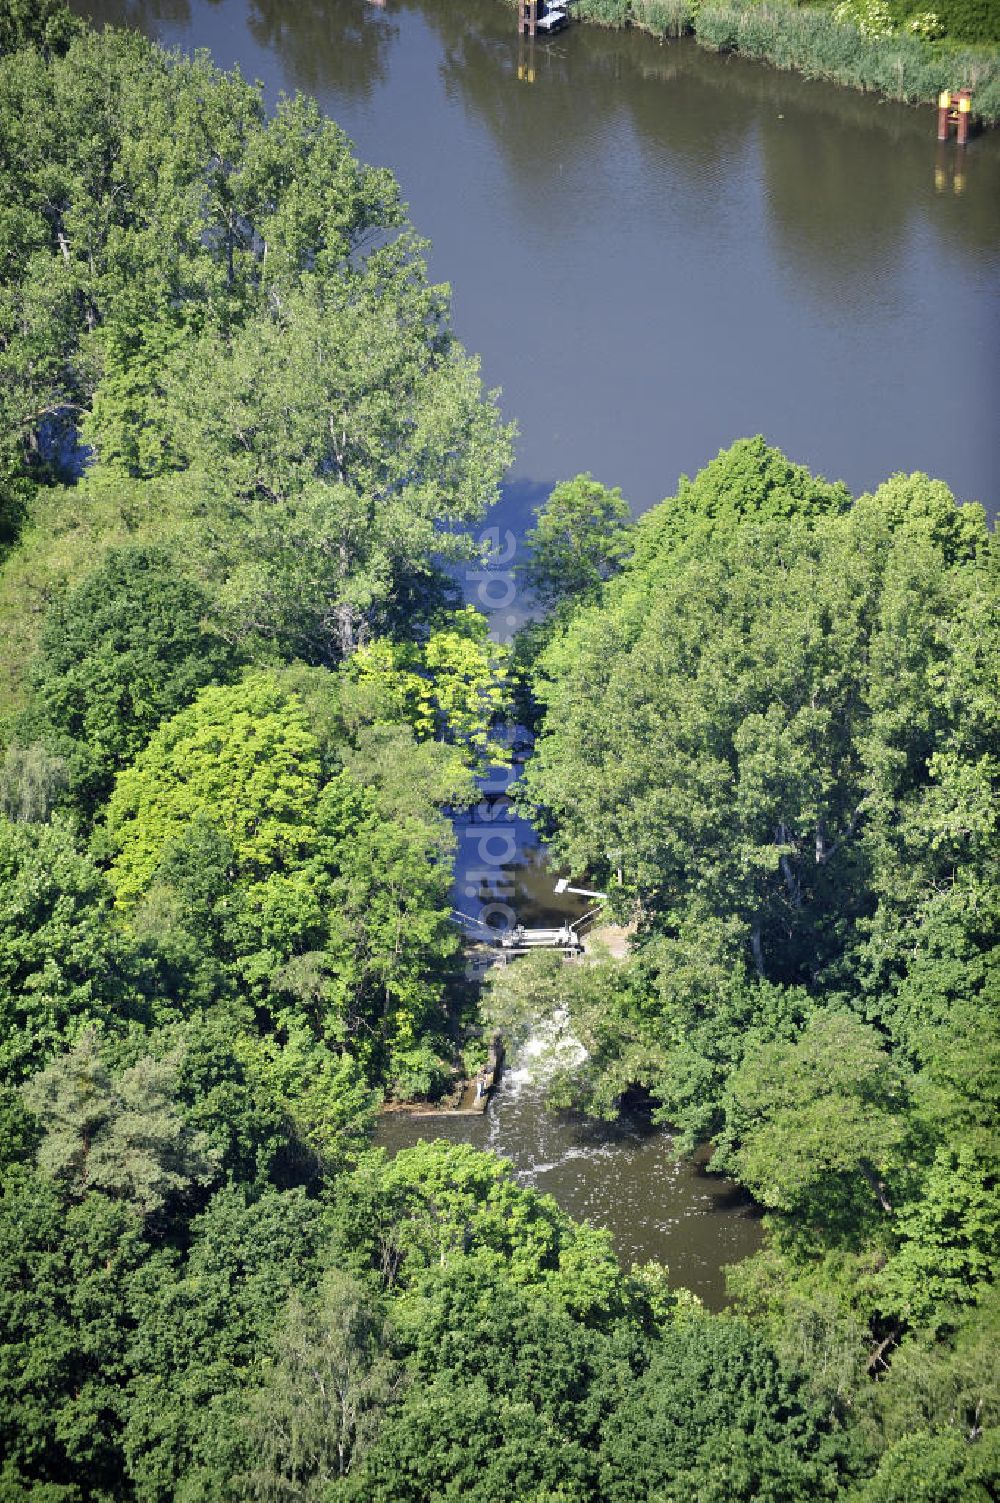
[[73, 0, 1000, 513], [452, 784, 589, 931], [247, 0, 398, 100], [78, 0, 192, 26]]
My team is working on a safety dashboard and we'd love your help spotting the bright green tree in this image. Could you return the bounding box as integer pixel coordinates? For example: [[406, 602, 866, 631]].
[[717, 1013, 910, 1237], [104, 672, 324, 911], [348, 607, 510, 763], [629, 434, 850, 568], [327, 1140, 634, 1326], [523, 473, 633, 610], [878, 1144, 1000, 1325], [102, 672, 465, 1081]]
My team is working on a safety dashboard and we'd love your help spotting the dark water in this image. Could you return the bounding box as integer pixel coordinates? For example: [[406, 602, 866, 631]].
[[403, 754, 764, 1310], [377, 1088, 762, 1309], [75, 0, 997, 1297], [77, 0, 1000, 521], [450, 753, 590, 932]]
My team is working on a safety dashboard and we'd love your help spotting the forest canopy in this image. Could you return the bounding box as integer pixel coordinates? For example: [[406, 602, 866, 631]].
[[489, 435, 999, 1496], [0, 5, 996, 1503], [0, 11, 512, 667]]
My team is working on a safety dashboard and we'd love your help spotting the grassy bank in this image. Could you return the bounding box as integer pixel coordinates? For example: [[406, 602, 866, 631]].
[[566, 0, 1000, 123]]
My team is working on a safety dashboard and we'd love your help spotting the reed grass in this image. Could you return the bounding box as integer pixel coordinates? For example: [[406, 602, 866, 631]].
[[631, 0, 697, 37], [695, 1, 1000, 117], [564, 0, 1000, 120]]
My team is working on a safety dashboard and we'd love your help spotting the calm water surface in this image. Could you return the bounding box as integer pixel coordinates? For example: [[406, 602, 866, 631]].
[[76, 0, 998, 1296], [77, 0, 1000, 521]]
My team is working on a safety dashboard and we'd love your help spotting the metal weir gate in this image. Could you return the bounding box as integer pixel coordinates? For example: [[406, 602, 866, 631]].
[[451, 911, 599, 968]]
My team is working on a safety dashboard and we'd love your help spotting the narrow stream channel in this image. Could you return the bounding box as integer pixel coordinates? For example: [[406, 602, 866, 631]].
[[374, 763, 763, 1312]]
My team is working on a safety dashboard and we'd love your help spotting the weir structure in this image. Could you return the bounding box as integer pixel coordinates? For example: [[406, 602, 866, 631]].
[[518, 0, 539, 34], [518, 0, 569, 35], [451, 905, 602, 964]]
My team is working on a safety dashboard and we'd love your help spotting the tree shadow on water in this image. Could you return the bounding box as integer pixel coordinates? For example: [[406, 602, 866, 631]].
[[466, 477, 554, 634]]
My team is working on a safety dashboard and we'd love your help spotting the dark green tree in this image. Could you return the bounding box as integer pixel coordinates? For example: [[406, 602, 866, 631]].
[[598, 1316, 843, 1503], [340, 1372, 593, 1503], [30, 545, 234, 812], [0, 0, 78, 58], [21, 1031, 219, 1223], [0, 1169, 147, 1498], [522, 452, 992, 1136], [0, 815, 136, 1085], [124, 1184, 325, 1501]]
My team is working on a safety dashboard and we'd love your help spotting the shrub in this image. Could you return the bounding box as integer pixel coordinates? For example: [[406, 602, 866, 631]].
[[934, 0, 1000, 42], [388, 1043, 453, 1102], [834, 0, 896, 35], [633, 0, 697, 34], [906, 9, 945, 36], [573, 0, 635, 24]]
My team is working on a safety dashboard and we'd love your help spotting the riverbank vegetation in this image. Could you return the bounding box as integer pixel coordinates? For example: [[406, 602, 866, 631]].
[[498, 431, 999, 1497], [0, 4, 996, 1500], [567, 0, 1000, 122]]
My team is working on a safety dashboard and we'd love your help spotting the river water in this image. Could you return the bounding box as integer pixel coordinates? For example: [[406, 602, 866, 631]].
[[377, 1066, 761, 1309], [380, 757, 763, 1310], [76, 0, 998, 1300], [77, 0, 1000, 520]]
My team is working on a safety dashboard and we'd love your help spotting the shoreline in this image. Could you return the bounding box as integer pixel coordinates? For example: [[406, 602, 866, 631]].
[[381, 1029, 506, 1117], [513, 0, 1000, 125]]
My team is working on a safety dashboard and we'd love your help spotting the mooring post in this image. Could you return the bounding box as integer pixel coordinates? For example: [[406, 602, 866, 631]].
[[956, 90, 971, 144], [518, 0, 538, 36], [938, 89, 973, 144]]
